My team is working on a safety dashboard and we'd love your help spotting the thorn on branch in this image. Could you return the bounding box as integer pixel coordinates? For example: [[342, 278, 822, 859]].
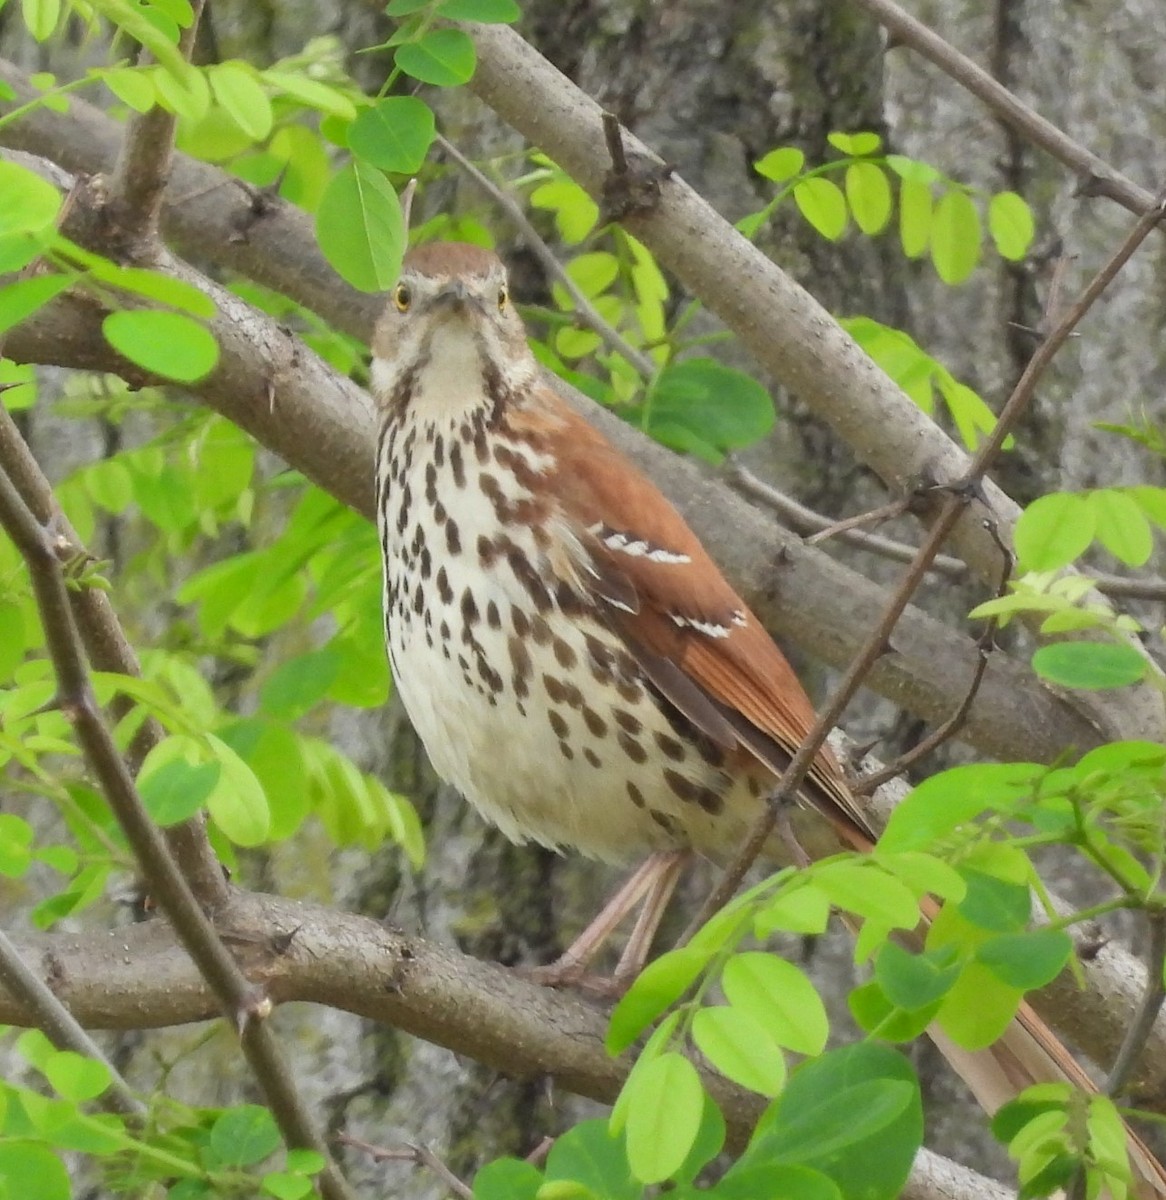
[[599, 111, 672, 222]]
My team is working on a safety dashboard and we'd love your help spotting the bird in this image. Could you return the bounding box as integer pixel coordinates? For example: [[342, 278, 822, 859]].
[[370, 240, 1165, 1192]]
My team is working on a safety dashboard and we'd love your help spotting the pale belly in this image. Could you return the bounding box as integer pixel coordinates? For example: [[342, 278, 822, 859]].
[[377, 423, 758, 864]]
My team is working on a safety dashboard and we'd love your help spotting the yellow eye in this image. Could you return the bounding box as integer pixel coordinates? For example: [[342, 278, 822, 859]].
[[497, 284, 509, 310], [393, 283, 412, 312]]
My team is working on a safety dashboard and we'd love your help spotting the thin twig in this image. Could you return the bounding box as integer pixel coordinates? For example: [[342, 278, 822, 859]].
[[106, 0, 207, 247], [434, 132, 657, 379], [0, 472, 355, 1200], [729, 462, 1166, 600], [852, 0, 1161, 223], [0, 925, 143, 1118], [803, 497, 914, 545], [335, 1134, 473, 1199], [682, 181, 1166, 943], [1106, 910, 1166, 1099]]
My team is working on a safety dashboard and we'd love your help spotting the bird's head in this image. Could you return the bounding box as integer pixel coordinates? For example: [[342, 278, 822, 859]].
[[371, 242, 537, 424]]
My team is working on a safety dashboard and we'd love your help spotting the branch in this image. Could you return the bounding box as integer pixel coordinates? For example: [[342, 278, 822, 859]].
[[0, 467, 355, 1200], [0, 925, 142, 1118], [0, 890, 1032, 1200], [0, 405, 227, 906], [105, 0, 207, 248], [851, 0, 1160, 220]]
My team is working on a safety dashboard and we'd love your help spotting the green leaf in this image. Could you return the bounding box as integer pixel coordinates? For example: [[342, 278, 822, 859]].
[[262, 1173, 315, 1200], [715, 1164, 842, 1200], [0, 814, 32, 878], [1032, 641, 1146, 690], [753, 882, 831, 937], [473, 1158, 543, 1200], [138, 756, 222, 826], [793, 177, 848, 240], [746, 1044, 921, 1200], [624, 1052, 704, 1184], [935, 961, 1024, 1049], [204, 733, 271, 846], [209, 62, 272, 140], [102, 310, 219, 382], [845, 161, 892, 234], [315, 162, 404, 292], [957, 868, 1031, 934], [875, 851, 966, 903], [0, 161, 62, 235], [827, 131, 882, 156], [754, 147, 805, 182], [216, 718, 308, 842], [848, 979, 939, 1043], [0, 1141, 70, 1200], [101, 65, 156, 111], [435, 0, 521, 19], [0, 274, 75, 336], [1132, 485, 1166, 531], [395, 28, 476, 86], [898, 179, 931, 258], [1087, 488, 1153, 566], [259, 648, 341, 722], [544, 1119, 638, 1200], [929, 189, 981, 284], [885, 155, 941, 184], [811, 861, 919, 930], [988, 191, 1034, 260], [262, 71, 357, 119], [43, 1051, 112, 1103], [875, 942, 961, 1010], [606, 945, 711, 1054], [646, 358, 774, 463], [21, 0, 60, 40], [976, 929, 1072, 990], [1014, 492, 1095, 570], [722, 952, 828, 1056], [673, 1092, 726, 1185], [880, 763, 1042, 851], [348, 96, 436, 174], [87, 262, 216, 317], [207, 1105, 281, 1168], [692, 1006, 786, 1096]]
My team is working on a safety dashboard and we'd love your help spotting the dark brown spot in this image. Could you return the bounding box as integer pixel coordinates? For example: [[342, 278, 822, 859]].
[[478, 535, 498, 568], [432, 433, 444, 467], [477, 656, 503, 695], [650, 809, 679, 835], [449, 440, 465, 488], [582, 707, 607, 738], [460, 588, 479, 627], [418, 545, 432, 579], [584, 634, 615, 683], [411, 524, 424, 555], [552, 636, 577, 669], [654, 732, 685, 761], [425, 462, 438, 504], [446, 519, 461, 555], [508, 549, 552, 612], [696, 787, 724, 814], [530, 616, 552, 646], [558, 740, 574, 760], [614, 709, 642, 736], [543, 674, 565, 705], [508, 636, 532, 698], [664, 768, 711, 807], [436, 566, 453, 605], [395, 483, 412, 534], [512, 607, 530, 638], [433, 499, 446, 525], [412, 583, 424, 615], [559, 680, 584, 709], [617, 679, 641, 704], [627, 781, 646, 808], [486, 600, 501, 629], [473, 422, 490, 463], [618, 731, 647, 764], [584, 748, 602, 768], [440, 619, 451, 643], [547, 709, 569, 739], [748, 777, 763, 798]]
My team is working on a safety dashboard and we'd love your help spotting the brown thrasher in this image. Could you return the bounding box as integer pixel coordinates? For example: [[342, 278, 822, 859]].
[[371, 241, 1166, 1193]]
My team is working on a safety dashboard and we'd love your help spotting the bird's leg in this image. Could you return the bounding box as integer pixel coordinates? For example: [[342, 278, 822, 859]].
[[526, 850, 690, 995]]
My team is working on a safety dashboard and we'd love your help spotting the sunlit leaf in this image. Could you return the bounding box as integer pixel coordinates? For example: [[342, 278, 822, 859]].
[[209, 62, 273, 140], [793, 177, 848, 240], [930, 189, 981, 284], [692, 1005, 786, 1095], [395, 29, 476, 87], [845, 161, 892, 234], [315, 163, 404, 292], [754, 147, 805, 182], [624, 1052, 704, 1184], [988, 191, 1035, 260], [1032, 641, 1146, 690], [102, 310, 219, 382], [1014, 492, 1095, 571], [348, 96, 435, 174]]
